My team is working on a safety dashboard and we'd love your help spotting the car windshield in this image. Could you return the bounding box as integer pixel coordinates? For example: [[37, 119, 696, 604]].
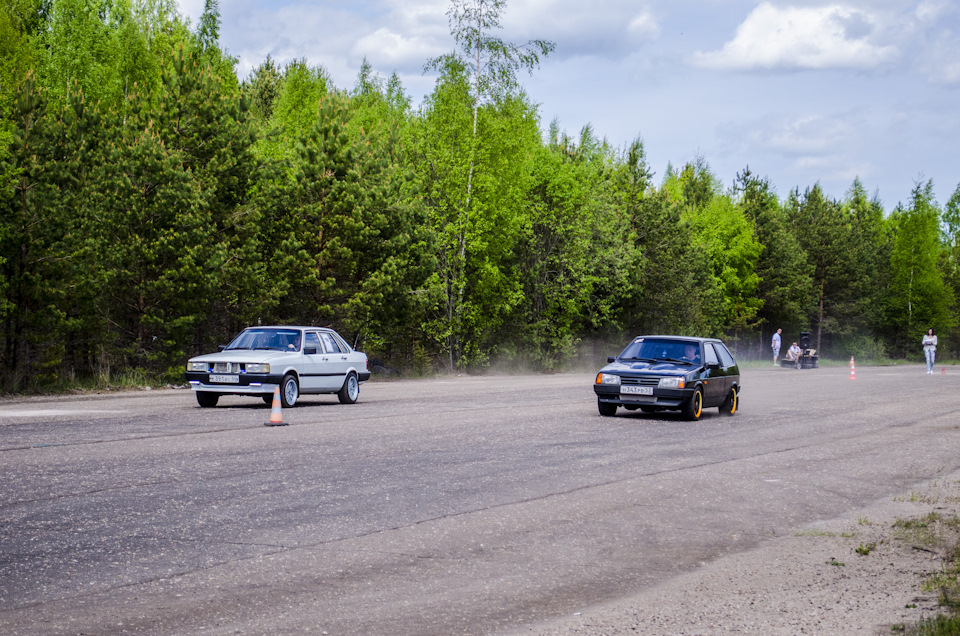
[[225, 328, 302, 352], [618, 338, 701, 365]]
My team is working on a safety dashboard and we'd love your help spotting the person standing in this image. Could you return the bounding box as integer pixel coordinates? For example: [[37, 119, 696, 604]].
[[922, 328, 938, 374], [772, 328, 782, 366]]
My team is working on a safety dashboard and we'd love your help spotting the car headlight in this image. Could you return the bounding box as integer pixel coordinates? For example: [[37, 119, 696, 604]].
[[245, 363, 270, 374], [658, 377, 685, 389], [186, 361, 207, 372], [596, 373, 621, 385]]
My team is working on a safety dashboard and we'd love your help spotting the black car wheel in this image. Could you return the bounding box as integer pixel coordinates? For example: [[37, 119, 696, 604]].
[[280, 374, 299, 408], [196, 391, 219, 408], [682, 387, 703, 421], [338, 372, 360, 404], [719, 387, 738, 416], [598, 399, 617, 417]]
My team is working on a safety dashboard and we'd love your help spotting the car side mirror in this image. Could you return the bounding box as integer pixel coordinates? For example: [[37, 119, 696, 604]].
[[607, 356, 616, 363], [218, 345, 226, 351], [706, 361, 720, 369], [304, 347, 317, 355]]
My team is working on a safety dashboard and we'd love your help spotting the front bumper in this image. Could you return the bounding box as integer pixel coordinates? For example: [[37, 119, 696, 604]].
[[185, 371, 282, 394], [593, 384, 690, 408]]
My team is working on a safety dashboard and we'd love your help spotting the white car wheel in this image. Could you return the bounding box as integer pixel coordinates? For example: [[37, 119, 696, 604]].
[[338, 373, 359, 404], [281, 375, 299, 408]]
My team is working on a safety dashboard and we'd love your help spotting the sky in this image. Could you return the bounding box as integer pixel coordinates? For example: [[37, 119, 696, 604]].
[[176, 0, 960, 209]]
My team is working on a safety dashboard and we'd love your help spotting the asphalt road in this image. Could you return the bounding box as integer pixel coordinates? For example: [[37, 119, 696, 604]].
[[1, 364, 959, 635]]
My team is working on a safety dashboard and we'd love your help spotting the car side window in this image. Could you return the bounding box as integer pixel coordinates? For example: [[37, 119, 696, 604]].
[[332, 332, 352, 352], [319, 332, 342, 353], [704, 343, 719, 366], [716, 343, 736, 367], [304, 332, 321, 353]]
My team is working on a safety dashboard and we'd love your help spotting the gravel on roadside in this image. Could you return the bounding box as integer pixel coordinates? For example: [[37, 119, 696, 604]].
[[512, 471, 960, 636]]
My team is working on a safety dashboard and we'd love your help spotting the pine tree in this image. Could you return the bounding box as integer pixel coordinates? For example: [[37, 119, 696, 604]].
[[734, 168, 812, 349], [885, 180, 955, 356]]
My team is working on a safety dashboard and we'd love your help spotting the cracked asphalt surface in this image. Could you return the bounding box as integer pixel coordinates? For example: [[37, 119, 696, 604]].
[[1, 364, 958, 634]]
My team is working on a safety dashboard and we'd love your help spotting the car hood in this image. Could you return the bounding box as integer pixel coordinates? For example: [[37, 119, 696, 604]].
[[601, 360, 697, 376], [189, 350, 298, 363]]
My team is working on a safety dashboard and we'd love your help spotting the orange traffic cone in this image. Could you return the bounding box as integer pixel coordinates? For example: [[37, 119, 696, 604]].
[[943, 367, 947, 375], [849, 356, 857, 380], [265, 386, 286, 426]]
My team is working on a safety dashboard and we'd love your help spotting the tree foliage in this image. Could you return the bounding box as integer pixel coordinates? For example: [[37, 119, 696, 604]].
[[2, 0, 959, 390], [884, 181, 955, 355]]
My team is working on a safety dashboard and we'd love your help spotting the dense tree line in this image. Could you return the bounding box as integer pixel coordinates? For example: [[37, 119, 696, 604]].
[[1, 0, 957, 390]]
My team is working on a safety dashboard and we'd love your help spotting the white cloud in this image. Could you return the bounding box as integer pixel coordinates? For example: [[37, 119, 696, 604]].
[[628, 9, 660, 38], [919, 36, 960, 85], [692, 2, 899, 71], [911, 0, 960, 85], [725, 113, 858, 161], [220, 1, 449, 82], [352, 28, 445, 69], [765, 115, 854, 155], [498, 1, 661, 57], [914, 0, 952, 22], [177, 0, 206, 23]]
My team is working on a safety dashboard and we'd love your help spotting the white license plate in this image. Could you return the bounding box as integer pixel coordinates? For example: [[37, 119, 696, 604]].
[[621, 385, 653, 395], [209, 374, 239, 384]]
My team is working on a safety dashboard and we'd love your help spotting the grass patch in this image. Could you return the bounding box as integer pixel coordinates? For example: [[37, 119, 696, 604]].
[[893, 513, 960, 550], [3, 367, 181, 396], [894, 507, 960, 634], [904, 614, 960, 635], [895, 491, 929, 503], [795, 529, 856, 538]]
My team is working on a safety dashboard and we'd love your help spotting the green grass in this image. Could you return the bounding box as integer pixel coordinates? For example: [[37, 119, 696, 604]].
[[856, 542, 877, 556], [2, 368, 178, 397], [904, 614, 960, 635], [893, 508, 960, 634], [795, 529, 856, 538]]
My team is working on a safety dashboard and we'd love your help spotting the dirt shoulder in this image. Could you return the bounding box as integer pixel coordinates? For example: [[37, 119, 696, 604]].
[[512, 471, 960, 635]]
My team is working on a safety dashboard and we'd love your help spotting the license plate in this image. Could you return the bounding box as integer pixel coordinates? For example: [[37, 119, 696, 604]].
[[209, 374, 239, 384], [621, 385, 653, 395]]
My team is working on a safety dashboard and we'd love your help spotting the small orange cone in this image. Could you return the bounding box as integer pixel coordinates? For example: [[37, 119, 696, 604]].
[[849, 356, 857, 380], [943, 367, 947, 375], [265, 386, 286, 426]]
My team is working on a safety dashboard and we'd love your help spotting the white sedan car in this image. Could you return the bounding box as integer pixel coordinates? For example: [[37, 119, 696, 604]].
[[185, 326, 370, 408]]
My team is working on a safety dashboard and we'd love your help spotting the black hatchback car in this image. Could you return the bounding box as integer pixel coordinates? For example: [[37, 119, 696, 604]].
[[593, 335, 740, 420]]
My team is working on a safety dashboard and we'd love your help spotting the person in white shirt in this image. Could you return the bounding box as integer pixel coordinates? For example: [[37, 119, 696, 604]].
[[922, 328, 938, 374], [771, 328, 782, 366], [785, 342, 802, 368]]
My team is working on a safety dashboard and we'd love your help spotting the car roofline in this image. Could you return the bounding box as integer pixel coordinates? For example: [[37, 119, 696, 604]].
[[630, 335, 722, 343]]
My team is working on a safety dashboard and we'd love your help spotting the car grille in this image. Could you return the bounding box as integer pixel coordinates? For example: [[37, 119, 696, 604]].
[[620, 376, 660, 386], [213, 362, 238, 373]]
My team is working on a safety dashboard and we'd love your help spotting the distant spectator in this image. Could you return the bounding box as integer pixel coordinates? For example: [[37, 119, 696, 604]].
[[785, 342, 801, 368], [771, 328, 782, 366], [922, 328, 938, 374]]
